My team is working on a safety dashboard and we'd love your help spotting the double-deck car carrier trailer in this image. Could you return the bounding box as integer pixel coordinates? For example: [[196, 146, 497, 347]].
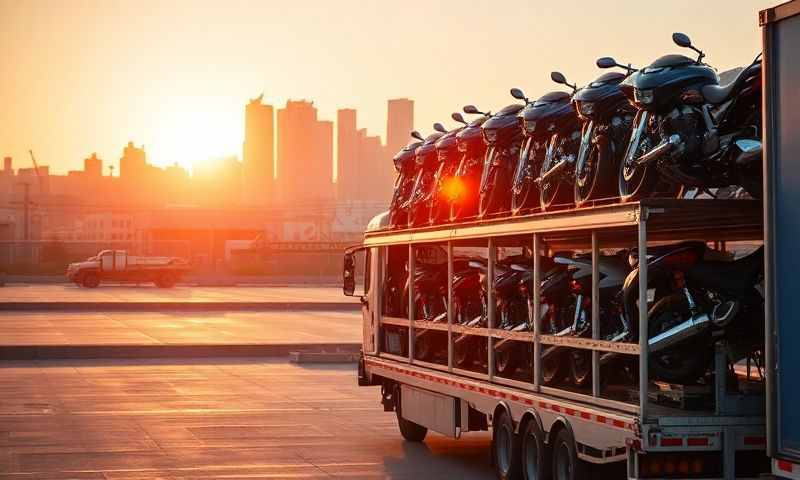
[[344, 198, 766, 479], [761, 1, 800, 478]]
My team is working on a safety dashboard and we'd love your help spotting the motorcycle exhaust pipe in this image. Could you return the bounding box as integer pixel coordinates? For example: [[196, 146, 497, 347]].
[[635, 134, 681, 166], [648, 312, 710, 353], [535, 160, 568, 185]]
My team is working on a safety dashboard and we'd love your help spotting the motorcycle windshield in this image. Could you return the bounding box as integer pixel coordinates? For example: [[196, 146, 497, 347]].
[[513, 137, 533, 194], [479, 147, 496, 193]]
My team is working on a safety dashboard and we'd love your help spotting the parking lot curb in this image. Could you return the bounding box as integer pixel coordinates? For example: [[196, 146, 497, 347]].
[[0, 302, 359, 312], [0, 343, 362, 360]]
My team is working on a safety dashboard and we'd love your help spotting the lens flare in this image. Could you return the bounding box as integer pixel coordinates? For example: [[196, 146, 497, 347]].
[[442, 177, 466, 201]]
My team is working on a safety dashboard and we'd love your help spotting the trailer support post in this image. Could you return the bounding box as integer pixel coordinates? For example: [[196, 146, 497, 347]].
[[447, 241, 454, 372], [488, 237, 496, 382], [408, 244, 415, 364], [533, 233, 542, 390], [592, 231, 601, 398], [375, 246, 383, 355], [637, 209, 649, 420]]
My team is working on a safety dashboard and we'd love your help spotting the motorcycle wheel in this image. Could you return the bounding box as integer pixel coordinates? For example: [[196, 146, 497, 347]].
[[511, 162, 539, 216], [738, 161, 763, 200], [541, 352, 564, 386], [539, 170, 572, 212], [495, 347, 518, 377], [479, 169, 511, 218], [569, 350, 592, 387], [574, 138, 615, 208], [415, 335, 434, 362], [648, 294, 711, 384]]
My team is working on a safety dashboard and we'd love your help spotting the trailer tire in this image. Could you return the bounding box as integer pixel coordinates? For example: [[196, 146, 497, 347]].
[[155, 273, 177, 288], [493, 410, 522, 480], [552, 428, 586, 480], [520, 419, 549, 480], [394, 385, 427, 443], [82, 272, 100, 288]]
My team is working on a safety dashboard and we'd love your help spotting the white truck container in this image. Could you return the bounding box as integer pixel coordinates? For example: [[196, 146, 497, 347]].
[[66, 249, 189, 288], [345, 197, 767, 479], [761, 1, 800, 478]]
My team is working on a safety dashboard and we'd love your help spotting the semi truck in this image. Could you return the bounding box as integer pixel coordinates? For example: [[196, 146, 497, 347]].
[[761, 1, 800, 478], [341, 4, 797, 478], [66, 249, 190, 288]]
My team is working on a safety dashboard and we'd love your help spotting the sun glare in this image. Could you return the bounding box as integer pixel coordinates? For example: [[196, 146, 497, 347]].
[[147, 98, 242, 172]]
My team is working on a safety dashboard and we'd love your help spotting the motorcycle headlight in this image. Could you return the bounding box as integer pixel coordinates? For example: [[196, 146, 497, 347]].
[[635, 89, 654, 105], [483, 129, 498, 144], [524, 120, 537, 134], [578, 101, 595, 116]]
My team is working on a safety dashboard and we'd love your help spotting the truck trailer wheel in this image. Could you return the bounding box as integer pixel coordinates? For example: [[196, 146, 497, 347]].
[[82, 273, 100, 288], [154, 273, 177, 288], [521, 419, 549, 480], [493, 410, 522, 480], [552, 428, 586, 480], [393, 385, 427, 442]]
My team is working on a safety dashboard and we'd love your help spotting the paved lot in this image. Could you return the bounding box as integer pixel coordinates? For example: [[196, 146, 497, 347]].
[[0, 310, 361, 346], [0, 359, 494, 479], [0, 285, 347, 304]]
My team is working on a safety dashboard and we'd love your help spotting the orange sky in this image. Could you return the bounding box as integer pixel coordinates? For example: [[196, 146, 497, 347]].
[[0, 0, 774, 174]]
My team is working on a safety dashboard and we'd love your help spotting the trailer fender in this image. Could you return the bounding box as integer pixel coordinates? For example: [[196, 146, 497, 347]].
[[546, 415, 575, 448], [492, 401, 513, 430], [518, 409, 545, 437]]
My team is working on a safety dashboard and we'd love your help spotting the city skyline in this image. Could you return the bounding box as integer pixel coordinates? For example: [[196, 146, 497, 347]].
[[0, 0, 773, 174]]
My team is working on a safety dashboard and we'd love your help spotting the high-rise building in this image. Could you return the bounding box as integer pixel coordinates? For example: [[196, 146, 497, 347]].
[[336, 109, 358, 201], [243, 95, 274, 205], [357, 128, 390, 203], [84, 153, 102, 177], [386, 98, 414, 158], [120, 141, 146, 179], [277, 100, 334, 205]]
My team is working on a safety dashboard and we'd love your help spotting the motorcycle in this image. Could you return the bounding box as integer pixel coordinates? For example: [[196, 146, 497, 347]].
[[478, 103, 526, 217], [534, 72, 583, 211], [567, 61, 638, 207], [509, 87, 577, 215], [450, 106, 491, 222], [407, 128, 446, 227], [622, 242, 764, 384], [401, 260, 449, 362], [550, 251, 631, 386], [388, 133, 425, 229], [616, 32, 763, 201], [428, 114, 469, 225]]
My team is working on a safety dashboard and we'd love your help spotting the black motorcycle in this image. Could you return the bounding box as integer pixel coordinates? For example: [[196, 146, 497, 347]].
[[616, 32, 762, 201], [450, 106, 491, 221], [535, 72, 583, 211], [402, 260, 449, 362], [478, 104, 525, 217], [622, 241, 764, 384], [389, 134, 424, 229], [406, 129, 445, 227], [568, 62, 638, 207], [509, 87, 576, 215], [428, 114, 469, 225]]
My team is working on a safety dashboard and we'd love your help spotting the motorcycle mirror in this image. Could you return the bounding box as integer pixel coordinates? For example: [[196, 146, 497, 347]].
[[411, 130, 424, 141], [463, 105, 480, 114], [596, 57, 617, 69], [433, 123, 447, 133], [672, 32, 692, 48], [550, 71, 567, 85], [451, 112, 468, 125], [510, 88, 528, 102]]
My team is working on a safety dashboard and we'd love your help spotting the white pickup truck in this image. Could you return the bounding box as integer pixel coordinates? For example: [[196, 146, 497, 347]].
[[66, 250, 190, 288]]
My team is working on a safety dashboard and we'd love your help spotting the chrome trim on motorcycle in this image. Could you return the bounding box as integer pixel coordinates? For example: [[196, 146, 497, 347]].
[[648, 312, 710, 353]]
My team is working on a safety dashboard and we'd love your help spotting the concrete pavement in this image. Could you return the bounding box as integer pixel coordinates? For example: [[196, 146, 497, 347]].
[[0, 358, 494, 479]]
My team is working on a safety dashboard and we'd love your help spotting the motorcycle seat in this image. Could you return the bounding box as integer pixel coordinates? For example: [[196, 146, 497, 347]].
[[702, 63, 761, 105], [687, 246, 763, 295]]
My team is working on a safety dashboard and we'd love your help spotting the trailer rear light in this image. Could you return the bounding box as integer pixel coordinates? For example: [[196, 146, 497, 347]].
[[638, 452, 721, 478]]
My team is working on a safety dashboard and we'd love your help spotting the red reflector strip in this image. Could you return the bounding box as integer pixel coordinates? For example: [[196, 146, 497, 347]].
[[661, 437, 683, 447], [778, 460, 794, 473], [687, 437, 710, 447], [744, 436, 766, 446]]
